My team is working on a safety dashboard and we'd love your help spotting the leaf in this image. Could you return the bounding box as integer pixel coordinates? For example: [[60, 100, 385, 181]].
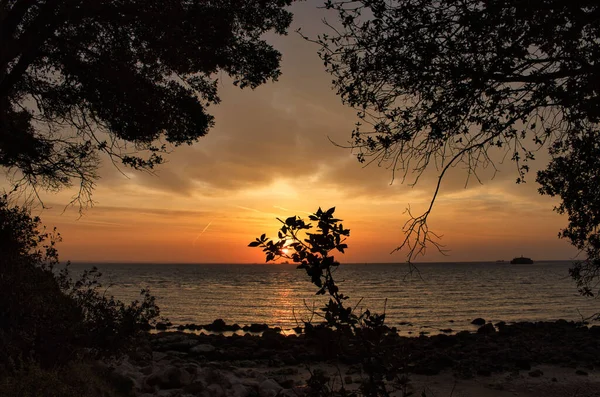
[[248, 241, 261, 247]]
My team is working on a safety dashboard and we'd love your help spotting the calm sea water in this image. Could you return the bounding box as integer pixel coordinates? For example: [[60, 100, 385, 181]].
[[70, 261, 599, 335]]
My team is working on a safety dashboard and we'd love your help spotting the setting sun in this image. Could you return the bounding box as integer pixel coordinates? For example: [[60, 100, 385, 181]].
[[280, 246, 292, 257]]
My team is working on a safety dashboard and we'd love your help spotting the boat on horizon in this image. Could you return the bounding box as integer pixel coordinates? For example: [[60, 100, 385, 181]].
[[510, 256, 534, 264]]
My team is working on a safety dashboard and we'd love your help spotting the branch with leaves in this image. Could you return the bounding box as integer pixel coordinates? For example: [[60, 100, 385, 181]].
[[305, 1, 600, 288], [249, 207, 360, 328], [0, 0, 294, 207], [250, 207, 409, 396]]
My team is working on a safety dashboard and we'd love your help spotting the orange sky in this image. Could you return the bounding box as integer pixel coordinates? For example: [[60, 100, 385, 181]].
[[3, 1, 578, 264]]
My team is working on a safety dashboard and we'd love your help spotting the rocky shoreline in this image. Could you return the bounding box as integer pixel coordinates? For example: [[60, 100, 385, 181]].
[[154, 319, 276, 334], [107, 319, 600, 397]]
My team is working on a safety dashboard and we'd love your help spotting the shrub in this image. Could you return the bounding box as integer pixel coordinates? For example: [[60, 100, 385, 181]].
[[0, 194, 160, 371], [249, 207, 382, 331], [250, 208, 410, 397]]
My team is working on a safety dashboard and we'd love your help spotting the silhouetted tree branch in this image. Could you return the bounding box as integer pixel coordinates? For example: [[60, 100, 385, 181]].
[[0, 0, 294, 207], [308, 1, 600, 283]]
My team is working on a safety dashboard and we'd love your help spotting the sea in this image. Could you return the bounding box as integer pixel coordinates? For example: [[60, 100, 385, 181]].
[[70, 260, 599, 335]]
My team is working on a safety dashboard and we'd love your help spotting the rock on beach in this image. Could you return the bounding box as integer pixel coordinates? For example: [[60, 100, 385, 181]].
[[107, 320, 600, 397]]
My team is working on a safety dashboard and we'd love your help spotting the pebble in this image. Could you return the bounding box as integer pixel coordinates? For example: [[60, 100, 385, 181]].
[[106, 319, 600, 396], [528, 369, 543, 377], [258, 378, 283, 397], [206, 383, 225, 397], [190, 344, 216, 354]]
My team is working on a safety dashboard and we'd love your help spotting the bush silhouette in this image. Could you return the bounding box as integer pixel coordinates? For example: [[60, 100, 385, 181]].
[[0, 195, 159, 371], [250, 207, 359, 330], [250, 207, 408, 396]]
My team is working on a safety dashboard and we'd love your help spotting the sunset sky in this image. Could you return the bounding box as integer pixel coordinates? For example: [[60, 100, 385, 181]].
[[4, 1, 578, 264]]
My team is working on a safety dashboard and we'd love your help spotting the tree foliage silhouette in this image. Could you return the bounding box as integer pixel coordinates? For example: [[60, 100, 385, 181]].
[[0, 0, 293, 205], [310, 0, 600, 293], [537, 132, 600, 298]]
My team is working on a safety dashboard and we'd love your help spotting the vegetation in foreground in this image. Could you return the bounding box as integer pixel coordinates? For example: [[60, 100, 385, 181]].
[[0, 194, 159, 396], [251, 207, 413, 396], [0, 361, 135, 397]]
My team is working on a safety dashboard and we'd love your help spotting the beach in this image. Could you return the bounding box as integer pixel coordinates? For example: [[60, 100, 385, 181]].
[[107, 319, 600, 397], [67, 261, 600, 396]]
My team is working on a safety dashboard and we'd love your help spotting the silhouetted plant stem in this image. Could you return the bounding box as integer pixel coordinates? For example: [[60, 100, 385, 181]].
[[250, 207, 409, 396]]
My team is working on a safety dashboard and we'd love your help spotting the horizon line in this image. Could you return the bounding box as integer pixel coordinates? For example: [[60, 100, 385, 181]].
[[68, 258, 577, 265]]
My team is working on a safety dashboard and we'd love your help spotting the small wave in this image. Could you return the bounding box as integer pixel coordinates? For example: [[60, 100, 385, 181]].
[[98, 261, 590, 331]]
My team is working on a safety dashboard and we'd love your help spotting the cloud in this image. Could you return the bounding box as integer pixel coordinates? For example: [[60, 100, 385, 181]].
[[69, 0, 556, 206], [0, 0, 560, 209], [81, 6, 367, 198]]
